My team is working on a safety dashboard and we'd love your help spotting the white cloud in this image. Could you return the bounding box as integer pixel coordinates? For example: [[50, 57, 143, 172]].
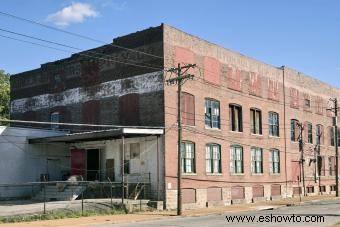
[[46, 2, 98, 27]]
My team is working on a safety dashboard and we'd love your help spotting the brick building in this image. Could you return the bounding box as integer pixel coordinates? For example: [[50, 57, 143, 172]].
[[10, 24, 340, 209]]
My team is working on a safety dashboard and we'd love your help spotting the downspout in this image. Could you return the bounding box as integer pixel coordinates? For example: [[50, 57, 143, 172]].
[[282, 65, 288, 198]]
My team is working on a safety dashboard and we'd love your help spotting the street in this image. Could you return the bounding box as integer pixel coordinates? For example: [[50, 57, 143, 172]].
[[99, 199, 340, 227]]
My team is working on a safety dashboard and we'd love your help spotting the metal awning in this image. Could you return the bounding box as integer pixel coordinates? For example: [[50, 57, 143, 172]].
[[28, 127, 164, 144]]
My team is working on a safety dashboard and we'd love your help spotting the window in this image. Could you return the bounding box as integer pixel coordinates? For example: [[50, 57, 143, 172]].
[[304, 99, 311, 108], [330, 127, 335, 146], [229, 104, 243, 132], [230, 146, 243, 174], [307, 122, 313, 144], [181, 142, 195, 173], [268, 112, 279, 137], [250, 108, 262, 135], [50, 112, 60, 130], [291, 119, 299, 142], [329, 156, 335, 176], [205, 144, 221, 173], [316, 124, 324, 145], [251, 147, 263, 174], [181, 92, 195, 126], [269, 149, 280, 174], [317, 156, 325, 176], [205, 99, 220, 129]]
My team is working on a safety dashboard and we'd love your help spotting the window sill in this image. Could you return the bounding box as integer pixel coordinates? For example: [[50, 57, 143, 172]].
[[270, 173, 280, 176], [230, 173, 244, 176], [251, 173, 264, 176], [182, 173, 197, 176], [230, 131, 243, 134], [206, 173, 222, 176], [251, 133, 263, 137], [204, 127, 221, 131], [269, 135, 280, 139]]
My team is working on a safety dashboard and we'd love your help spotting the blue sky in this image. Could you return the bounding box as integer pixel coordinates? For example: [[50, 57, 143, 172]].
[[0, 0, 339, 87]]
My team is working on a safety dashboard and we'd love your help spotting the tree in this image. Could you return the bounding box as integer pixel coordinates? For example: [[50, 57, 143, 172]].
[[0, 70, 10, 120]]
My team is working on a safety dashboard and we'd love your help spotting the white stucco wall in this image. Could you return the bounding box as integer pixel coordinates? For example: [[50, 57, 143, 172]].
[[0, 126, 69, 199]]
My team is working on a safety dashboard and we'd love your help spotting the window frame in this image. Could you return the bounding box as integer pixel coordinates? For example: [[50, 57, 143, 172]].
[[229, 104, 243, 132], [290, 119, 299, 142], [181, 141, 196, 174], [307, 122, 313, 144], [269, 149, 280, 174], [205, 143, 222, 174], [205, 99, 220, 129], [250, 108, 262, 135], [230, 145, 244, 174], [251, 147, 263, 174], [268, 111, 279, 137]]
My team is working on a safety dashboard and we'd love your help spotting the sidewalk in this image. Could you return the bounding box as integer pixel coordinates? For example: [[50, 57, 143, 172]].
[[0, 195, 339, 227]]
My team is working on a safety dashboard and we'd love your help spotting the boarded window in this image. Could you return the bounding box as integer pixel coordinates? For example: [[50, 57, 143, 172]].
[[271, 184, 281, 196], [252, 185, 264, 198], [204, 56, 220, 85], [268, 79, 279, 101], [82, 100, 100, 124], [249, 73, 262, 97], [207, 187, 222, 202], [315, 96, 323, 115], [290, 88, 299, 109], [231, 186, 245, 199], [181, 92, 195, 126], [182, 188, 196, 204], [119, 93, 139, 126], [227, 67, 242, 91]]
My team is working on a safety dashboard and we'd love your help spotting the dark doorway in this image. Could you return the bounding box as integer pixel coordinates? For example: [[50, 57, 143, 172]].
[[87, 149, 100, 181]]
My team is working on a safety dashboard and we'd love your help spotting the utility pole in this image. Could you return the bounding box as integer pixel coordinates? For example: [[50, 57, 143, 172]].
[[329, 98, 339, 197], [295, 120, 306, 196], [166, 63, 196, 216]]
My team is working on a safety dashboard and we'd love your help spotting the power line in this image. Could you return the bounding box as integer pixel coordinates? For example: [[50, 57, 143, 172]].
[[0, 10, 164, 60]]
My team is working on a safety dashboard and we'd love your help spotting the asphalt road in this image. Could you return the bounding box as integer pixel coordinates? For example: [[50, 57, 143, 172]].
[[99, 199, 340, 227]]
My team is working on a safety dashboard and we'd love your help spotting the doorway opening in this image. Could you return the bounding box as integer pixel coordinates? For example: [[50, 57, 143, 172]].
[[87, 149, 100, 181]]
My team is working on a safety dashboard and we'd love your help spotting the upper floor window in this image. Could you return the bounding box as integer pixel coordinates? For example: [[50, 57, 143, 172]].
[[330, 127, 335, 146], [290, 119, 299, 142], [181, 92, 195, 126], [268, 112, 279, 137], [181, 142, 195, 173], [316, 124, 324, 145], [229, 104, 242, 132], [250, 108, 262, 135], [205, 144, 221, 174], [251, 147, 263, 174], [205, 99, 220, 129], [230, 145, 243, 174], [307, 122, 313, 144], [269, 149, 280, 174], [50, 112, 59, 130]]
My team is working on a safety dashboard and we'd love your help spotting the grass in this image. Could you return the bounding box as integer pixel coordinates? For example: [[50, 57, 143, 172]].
[[0, 206, 127, 224]]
